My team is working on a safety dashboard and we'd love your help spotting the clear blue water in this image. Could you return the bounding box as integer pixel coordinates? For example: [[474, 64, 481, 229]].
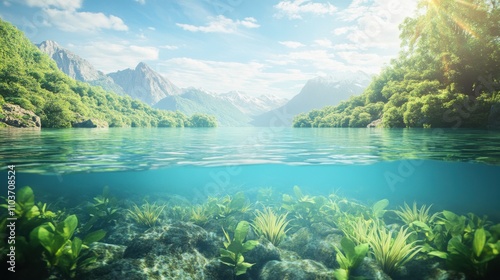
[[1, 127, 500, 219]]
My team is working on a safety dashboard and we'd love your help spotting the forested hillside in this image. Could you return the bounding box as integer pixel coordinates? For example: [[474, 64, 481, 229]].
[[0, 19, 216, 128], [293, 0, 500, 128]]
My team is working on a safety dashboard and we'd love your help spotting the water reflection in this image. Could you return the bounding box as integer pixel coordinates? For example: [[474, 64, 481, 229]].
[[1, 127, 499, 173]]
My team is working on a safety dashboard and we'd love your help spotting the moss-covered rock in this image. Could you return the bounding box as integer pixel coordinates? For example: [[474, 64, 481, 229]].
[[0, 103, 41, 128], [245, 237, 281, 278], [280, 226, 342, 268], [260, 259, 334, 280], [81, 222, 222, 280]]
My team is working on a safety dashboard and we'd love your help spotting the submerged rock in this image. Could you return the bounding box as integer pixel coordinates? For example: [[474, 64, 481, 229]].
[[392, 257, 466, 280], [352, 257, 391, 280], [105, 222, 144, 246], [78, 242, 126, 278], [245, 237, 281, 278], [80, 222, 222, 280], [280, 227, 341, 268], [260, 259, 334, 280], [0, 103, 41, 128]]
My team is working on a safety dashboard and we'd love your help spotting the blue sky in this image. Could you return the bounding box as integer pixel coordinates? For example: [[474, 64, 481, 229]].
[[1, 0, 418, 98]]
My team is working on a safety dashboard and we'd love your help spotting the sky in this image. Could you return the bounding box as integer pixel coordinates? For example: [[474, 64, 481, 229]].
[[0, 0, 419, 98]]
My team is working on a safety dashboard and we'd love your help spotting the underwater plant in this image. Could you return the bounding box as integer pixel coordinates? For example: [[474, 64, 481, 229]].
[[83, 186, 121, 233], [127, 201, 166, 228], [368, 225, 422, 276], [256, 187, 278, 207], [219, 220, 259, 276], [251, 207, 290, 246], [333, 237, 369, 280], [339, 216, 374, 245], [370, 199, 389, 219], [282, 186, 329, 228], [1, 185, 40, 220], [165, 205, 191, 222], [394, 202, 441, 246], [395, 202, 439, 226], [190, 205, 210, 225], [428, 210, 500, 278], [205, 192, 252, 219], [30, 214, 106, 278]]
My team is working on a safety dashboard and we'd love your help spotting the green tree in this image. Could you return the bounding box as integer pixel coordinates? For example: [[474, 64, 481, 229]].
[[41, 99, 73, 128], [189, 114, 217, 127]]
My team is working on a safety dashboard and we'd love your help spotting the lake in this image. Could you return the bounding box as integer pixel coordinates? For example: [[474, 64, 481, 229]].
[[1, 127, 499, 220]]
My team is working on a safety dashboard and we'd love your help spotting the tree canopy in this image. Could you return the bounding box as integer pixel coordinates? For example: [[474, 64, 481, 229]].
[[293, 0, 500, 128], [0, 19, 217, 128]]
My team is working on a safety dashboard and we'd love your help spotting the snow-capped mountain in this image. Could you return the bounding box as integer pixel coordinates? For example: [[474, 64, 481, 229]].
[[154, 88, 251, 126], [219, 91, 288, 116]]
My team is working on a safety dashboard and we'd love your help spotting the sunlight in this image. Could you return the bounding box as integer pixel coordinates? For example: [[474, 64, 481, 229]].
[[426, 0, 480, 38]]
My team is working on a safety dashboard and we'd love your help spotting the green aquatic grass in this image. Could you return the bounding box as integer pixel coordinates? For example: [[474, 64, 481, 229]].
[[368, 225, 423, 275], [190, 205, 210, 225], [252, 207, 290, 246], [340, 216, 374, 245], [395, 202, 439, 225], [127, 201, 166, 228]]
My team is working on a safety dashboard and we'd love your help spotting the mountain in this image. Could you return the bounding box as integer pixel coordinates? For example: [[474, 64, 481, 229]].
[[37, 40, 126, 96], [35, 40, 286, 126], [219, 91, 288, 116], [251, 73, 371, 126], [108, 62, 180, 105], [0, 19, 214, 128], [155, 88, 251, 126]]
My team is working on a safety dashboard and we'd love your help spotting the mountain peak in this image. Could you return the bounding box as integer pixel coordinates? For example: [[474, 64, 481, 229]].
[[108, 62, 179, 105], [37, 40, 63, 56], [38, 40, 60, 48], [135, 61, 151, 71]]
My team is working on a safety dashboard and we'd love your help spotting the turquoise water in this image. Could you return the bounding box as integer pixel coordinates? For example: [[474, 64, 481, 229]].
[[1, 127, 500, 219]]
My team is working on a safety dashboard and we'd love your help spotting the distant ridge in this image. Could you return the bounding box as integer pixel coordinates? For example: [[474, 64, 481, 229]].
[[37, 40, 126, 96], [219, 91, 288, 116], [108, 62, 180, 105], [252, 73, 371, 126], [155, 88, 251, 126]]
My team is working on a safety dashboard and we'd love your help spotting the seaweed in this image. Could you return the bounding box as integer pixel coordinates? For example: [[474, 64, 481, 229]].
[[219, 220, 259, 276]]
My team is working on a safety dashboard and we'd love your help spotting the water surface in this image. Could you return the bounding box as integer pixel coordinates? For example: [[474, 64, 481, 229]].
[[1, 127, 499, 219]]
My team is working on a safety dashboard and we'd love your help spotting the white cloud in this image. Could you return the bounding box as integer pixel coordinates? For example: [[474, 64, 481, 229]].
[[3, 1, 11, 7], [284, 50, 346, 70], [313, 39, 333, 48], [333, 26, 354, 36], [332, 43, 360, 51], [158, 57, 311, 98], [147, 26, 155, 31], [135, 0, 146, 4], [22, 0, 82, 11], [335, 0, 418, 50], [76, 42, 159, 73], [335, 51, 391, 73], [274, 0, 337, 19], [18, 0, 128, 33], [43, 9, 128, 32], [176, 16, 259, 33], [279, 41, 305, 49], [160, 45, 179, 50]]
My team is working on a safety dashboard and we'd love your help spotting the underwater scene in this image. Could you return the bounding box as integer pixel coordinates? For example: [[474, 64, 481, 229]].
[[1, 127, 500, 279]]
